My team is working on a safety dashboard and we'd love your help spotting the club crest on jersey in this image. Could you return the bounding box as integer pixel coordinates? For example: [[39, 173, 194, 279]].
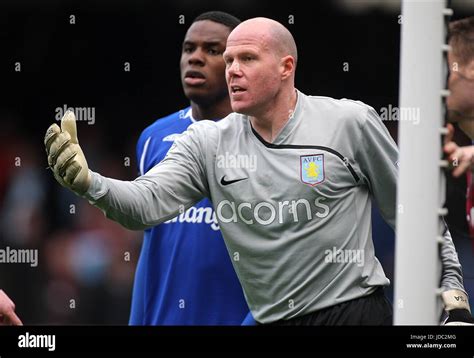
[[300, 154, 325, 186]]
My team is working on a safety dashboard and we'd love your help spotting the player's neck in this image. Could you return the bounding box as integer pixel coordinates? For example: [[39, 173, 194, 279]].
[[250, 88, 297, 143], [190, 98, 232, 121]]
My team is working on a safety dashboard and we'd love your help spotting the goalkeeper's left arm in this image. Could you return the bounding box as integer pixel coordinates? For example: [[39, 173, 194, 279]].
[[439, 228, 474, 325], [355, 106, 473, 325]]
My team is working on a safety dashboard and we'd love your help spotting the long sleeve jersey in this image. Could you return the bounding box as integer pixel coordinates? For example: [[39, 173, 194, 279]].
[[84, 90, 466, 323]]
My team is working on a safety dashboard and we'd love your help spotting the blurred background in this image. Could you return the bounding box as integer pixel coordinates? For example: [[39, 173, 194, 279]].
[[0, 0, 472, 324]]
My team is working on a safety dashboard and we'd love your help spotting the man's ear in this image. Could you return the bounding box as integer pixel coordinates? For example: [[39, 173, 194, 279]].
[[280, 55, 295, 81]]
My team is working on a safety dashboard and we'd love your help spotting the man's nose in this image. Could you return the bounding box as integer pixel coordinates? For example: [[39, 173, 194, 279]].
[[227, 61, 242, 76], [188, 48, 205, 66]]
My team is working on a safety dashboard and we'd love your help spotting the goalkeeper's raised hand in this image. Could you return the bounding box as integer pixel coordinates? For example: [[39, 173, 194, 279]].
[[44, 110, 91, 194]]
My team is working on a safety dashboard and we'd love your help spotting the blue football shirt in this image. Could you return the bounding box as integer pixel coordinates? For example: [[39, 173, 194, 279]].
[[129, 108, 251, 325]]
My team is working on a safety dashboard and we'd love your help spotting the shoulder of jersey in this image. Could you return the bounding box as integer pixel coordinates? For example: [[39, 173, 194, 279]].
[[213, 112, 245, 130], [306, 94, 370, 111], [176, 113, 241, 146], [139, 108, 193, 143], [305, 94, 374, 125], [182, 112, 241, 132]]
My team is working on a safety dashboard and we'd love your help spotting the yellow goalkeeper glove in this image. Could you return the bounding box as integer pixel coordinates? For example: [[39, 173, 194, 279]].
[[44, 110, 91, 194]]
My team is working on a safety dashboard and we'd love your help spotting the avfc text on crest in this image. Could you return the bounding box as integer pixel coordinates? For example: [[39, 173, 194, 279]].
[[300, 154, 325, 186]]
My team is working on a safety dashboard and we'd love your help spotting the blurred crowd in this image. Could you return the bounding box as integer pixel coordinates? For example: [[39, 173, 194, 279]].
[[0, 113, 141, 324]]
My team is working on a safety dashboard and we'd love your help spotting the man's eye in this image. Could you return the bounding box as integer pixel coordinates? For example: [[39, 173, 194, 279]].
[[208, 49, 219, 55], [244, 56, 253, 61], [183, 47, 193, 53]]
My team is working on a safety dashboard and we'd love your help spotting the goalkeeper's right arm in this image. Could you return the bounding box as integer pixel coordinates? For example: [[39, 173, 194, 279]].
[[44, 111, 209, 230]]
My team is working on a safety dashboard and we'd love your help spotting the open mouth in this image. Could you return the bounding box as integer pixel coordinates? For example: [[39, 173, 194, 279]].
[[230, 85, 246, 94]]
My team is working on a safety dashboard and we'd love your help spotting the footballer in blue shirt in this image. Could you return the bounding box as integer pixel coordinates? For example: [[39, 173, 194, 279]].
[[129, 11, 253, 325]]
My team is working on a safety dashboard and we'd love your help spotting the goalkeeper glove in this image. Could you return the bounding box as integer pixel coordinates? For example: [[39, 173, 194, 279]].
[[44, 111, 91, 194], [441, 289, 474, 325]]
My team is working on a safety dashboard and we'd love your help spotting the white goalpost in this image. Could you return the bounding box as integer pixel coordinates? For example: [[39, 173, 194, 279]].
[[394, 0, 451, 325]]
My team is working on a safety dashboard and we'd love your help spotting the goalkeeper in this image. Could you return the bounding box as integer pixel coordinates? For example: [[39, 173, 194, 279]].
[[45, 17, 472, 325]]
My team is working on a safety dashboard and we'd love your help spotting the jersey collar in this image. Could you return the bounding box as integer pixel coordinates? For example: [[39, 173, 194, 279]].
[[246, 89, 305, 145]]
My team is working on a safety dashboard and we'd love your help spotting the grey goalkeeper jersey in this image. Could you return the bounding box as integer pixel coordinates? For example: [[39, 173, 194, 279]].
[[85, 90, 465, 323]]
